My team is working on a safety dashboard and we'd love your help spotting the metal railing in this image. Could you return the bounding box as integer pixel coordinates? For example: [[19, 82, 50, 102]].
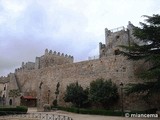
[[0, 112, 73, 120], [88, 55, 99, 60], [110, 26, 126, 33]]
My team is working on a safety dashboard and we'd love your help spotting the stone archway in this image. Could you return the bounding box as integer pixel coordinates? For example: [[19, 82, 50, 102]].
[[9, 99, 12, 105]]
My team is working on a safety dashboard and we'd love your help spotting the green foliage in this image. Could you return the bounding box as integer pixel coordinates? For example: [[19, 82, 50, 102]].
[[89, 78, 119, 109], [8, 89, 21, 106], [125, 81, 160, 97], [120, 14, 160, 99], [55, 82, 60, 96], [52, 82, 60, 107], [57, 106, 79, 113], [15, 106, 28, 112], [57, 106, 123, 116], [57, 106, 156, 116], [64, 79, 118, 109], [0, 106, 28, 116], [78, 108, 122, 116], [9, 89, 21, 97], [64, 82, 88, 108], [52, 99, 57, 107]]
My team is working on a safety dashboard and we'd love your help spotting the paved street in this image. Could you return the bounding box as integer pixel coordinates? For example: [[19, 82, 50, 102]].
[[27, 107, 159, 120]]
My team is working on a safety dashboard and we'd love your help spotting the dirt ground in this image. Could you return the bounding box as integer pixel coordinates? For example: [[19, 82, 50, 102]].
[[27, 108, 159, 120]]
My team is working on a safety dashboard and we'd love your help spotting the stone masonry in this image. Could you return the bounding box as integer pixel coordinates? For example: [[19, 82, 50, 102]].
[[0, 21, 151, 110]]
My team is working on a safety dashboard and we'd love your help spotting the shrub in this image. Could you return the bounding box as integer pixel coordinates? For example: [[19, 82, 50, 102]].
[[145, 108, 158, 114], [16, 106, 28, 112], [43, 104, 51, 112], [89, 78, 119, 109], [57, 106, 122, 116], [52, 99, 58, 107], [0, 106, 28, 116], [64, 82, 88, 108], [58, 106, 157, 116]]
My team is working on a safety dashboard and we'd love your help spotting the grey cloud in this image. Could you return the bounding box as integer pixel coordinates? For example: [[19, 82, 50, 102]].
[[1, 0, 158, 76], [0, 1, 99, 76]]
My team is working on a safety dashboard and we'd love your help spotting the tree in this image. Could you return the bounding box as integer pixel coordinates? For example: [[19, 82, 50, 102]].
[[120, 14, 160, 100], [64, 82, 88, 108], [55, 82, 60, 100], [53, 82, 60, 107], [89, 78, 119, 109]]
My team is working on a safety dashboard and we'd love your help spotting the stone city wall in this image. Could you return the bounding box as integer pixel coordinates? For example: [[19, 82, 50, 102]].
[[14, 55, 147, 110], [0, 22, 151, 110], [15, 49, 74, 72]]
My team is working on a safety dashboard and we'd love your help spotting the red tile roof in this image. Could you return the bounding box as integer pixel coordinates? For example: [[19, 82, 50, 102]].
[[21, 96, 37, 100]]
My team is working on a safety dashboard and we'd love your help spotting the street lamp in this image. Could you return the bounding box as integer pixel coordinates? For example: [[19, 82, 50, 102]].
[[120, 82, 124, 116], [48, 90, 50, 104]]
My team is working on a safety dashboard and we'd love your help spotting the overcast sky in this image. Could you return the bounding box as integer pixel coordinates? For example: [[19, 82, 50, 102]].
[[0, 0, 159, 76]]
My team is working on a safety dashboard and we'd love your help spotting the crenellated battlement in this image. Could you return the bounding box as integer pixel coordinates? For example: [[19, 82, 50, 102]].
[[35, 49, 74, 69], [14, 49, 74, 72], [0, 75, 9, 83], [100, 21, 136, 58], [15, 61, 35, 73], [0, 22, 154, 110], [44, 49, 74, 59]]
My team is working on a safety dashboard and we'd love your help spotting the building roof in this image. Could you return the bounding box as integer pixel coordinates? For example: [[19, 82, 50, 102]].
[[21, 96, 37, 100]]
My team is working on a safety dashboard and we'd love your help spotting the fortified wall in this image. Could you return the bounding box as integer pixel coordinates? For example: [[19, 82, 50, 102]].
[[0, 73, 20, 106], [35, 49, 73, 69], [15, 50, 73, 72], [0, 22, 151, 110], [99, 21, 137, 57], [14, 53, 145, 110]]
